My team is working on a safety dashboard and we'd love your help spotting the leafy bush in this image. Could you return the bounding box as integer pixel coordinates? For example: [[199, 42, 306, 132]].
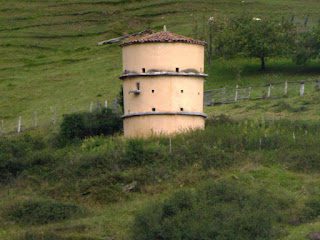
[[279, 148, 320, 173], [0, 135, 47, 182], [58, 108, 122, 146], [304, 195, 320, 220], [132, 180, 277, 240], [4, 199, 84, 225]]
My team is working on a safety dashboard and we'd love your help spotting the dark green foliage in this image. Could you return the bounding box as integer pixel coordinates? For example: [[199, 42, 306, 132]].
[[0, 135, 47, 182], [18, 231, 98, 240], [4, 199, 84, 226], [279, 148, 320, 173], [132, 180, 277, 240], [304, 195, 320, 220], [291, 22, 320, 65], [58, 108, 122, 146]]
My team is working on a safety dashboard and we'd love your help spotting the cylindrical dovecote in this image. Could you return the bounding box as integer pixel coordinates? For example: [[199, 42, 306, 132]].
[[120, 31, 208, 138]]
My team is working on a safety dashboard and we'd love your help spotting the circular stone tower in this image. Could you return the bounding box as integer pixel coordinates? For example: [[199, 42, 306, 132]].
[[120, 30, 207, 138]]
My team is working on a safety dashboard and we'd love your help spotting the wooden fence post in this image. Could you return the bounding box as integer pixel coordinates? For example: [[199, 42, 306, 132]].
[[1, 120, 4, 135], [97, 100, 100, 110], [235, 85, 238, 102], [222, 88, 226, 103], [34, 111, 37, 127], [300, 82, 305, 96], [211, 98, 215, 105], [284, 81, 288, 95], [304, 15, 309, 27], [90, 101, 93, 112], [259, 138, 262, 150], [267, 84, 271, 98], [18, 116, 21, 133], [248, 87, 251, 98], [169, 137, 172, 153], [53, 109, 56, 125], [291, 15, 294, 22], [315, 79, 320, 91], [72, 106, 75, 112]]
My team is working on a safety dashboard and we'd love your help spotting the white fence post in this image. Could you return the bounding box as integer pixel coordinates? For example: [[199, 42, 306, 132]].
[[90, 101, 93, 112], [300, 82, 305, 96], [53, 109, 56, 125], [284, 81, 288, 95], [105, 100, 108, 108], [18, 116, 21, 133], [235, 85, 238, 102], [267, 84, 271, 98]]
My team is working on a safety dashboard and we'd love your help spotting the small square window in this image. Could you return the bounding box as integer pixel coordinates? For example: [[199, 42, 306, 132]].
[[198, 92, 200, 95], [181, 90, 183, 93], [142, 68, 145, 73], [152, 89, 155, 93], [180, 108, 184, 111], [176, 68, 179, 73], [152, 108, 156, 111]]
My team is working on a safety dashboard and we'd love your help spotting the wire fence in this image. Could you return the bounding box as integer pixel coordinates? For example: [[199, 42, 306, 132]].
[[204, 78, 320, 106], [1, 98, 121, 136]]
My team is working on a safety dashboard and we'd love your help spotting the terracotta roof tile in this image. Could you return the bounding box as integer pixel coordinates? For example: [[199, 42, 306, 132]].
[[120, 31, 207, 47]]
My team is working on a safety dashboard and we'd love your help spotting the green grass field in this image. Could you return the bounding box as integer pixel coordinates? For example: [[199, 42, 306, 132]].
[[1, 0, 320, 239]]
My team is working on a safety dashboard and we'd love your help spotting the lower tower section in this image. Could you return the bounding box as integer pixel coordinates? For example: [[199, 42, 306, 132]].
[[122, 113, 206, 138]]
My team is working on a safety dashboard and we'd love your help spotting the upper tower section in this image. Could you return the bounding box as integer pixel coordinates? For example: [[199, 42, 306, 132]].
[[120, 31, 207, 75]]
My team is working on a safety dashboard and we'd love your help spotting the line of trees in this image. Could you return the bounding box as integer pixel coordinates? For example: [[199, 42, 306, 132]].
[[193, 15, 320, 70]]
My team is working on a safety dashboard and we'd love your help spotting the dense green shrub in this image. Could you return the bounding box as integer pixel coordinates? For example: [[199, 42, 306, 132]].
[[58, 108, 122, 146], [304, 195, 320, 220], [132, 180, 277, 240], [279, 148, 320, 173], [4, 199, 84, 225], [0, 135, 47, 182]]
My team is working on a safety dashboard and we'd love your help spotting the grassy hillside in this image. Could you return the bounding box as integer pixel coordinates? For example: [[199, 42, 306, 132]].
[[1, 0, 320, 132], [1, 0, 320, 240]]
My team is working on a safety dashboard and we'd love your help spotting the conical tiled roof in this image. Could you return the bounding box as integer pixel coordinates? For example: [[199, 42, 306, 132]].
[[120, 31, 207, 47]]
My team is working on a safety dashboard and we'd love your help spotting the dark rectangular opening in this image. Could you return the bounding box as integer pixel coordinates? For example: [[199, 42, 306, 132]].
[[142, 68, 145, 73], [152, 108, 156, 111], [180, 108, 184, 111], [181, 90, 183, 93], [152, 89, 155, 93], [136, 82, 140, 90], [176, 68, 179, 73]]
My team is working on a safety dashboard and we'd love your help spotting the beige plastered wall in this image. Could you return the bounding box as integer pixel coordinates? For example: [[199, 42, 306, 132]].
[[123, 76, 204, 114], [123, 114, 205, 138], [122, 43, 205, 73]]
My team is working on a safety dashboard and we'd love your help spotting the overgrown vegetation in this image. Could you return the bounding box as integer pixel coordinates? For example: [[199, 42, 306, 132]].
[[3, 199, 84, 226], [133, 180, 278, 239], [1, 116, 320, 238]]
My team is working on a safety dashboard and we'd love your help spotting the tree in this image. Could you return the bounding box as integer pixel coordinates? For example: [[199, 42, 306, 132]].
[[201, 15, 295, 70], [226, 16, 295, 70], [292, 23, 320, 65]]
